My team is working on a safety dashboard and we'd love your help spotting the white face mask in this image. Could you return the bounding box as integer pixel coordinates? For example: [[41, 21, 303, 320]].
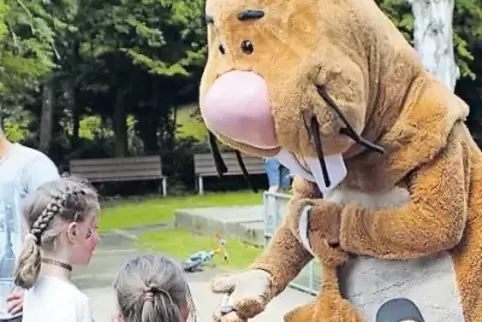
[[274, 149, 347, 192]]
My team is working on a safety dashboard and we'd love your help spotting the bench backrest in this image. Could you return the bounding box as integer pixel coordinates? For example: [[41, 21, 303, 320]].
[[194, 153, 265, 177], [69, 156, 163, 183]]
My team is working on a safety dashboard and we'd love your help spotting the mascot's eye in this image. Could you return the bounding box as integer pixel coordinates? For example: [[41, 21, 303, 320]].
[[241, 40, 254, 54], [218, 44, 225, 54]]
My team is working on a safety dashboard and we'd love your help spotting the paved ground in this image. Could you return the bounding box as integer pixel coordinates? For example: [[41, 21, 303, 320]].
[[73, 230, 314, 321]]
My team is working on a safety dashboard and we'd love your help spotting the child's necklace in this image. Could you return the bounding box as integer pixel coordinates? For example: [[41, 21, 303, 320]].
[[41, 258, 72, 272]]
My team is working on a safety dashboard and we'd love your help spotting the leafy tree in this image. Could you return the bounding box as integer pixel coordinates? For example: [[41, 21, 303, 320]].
[[68, 0, 206, 156], [0, 0, 56, 114]]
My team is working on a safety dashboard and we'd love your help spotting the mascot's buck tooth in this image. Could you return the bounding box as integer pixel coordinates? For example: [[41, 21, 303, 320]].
[[199, 0, 482, 321]]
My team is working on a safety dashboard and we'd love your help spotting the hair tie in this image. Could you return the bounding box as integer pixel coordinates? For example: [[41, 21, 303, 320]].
[[143, 287, 154, 302], [143, 286, 173, 303], [25, 233, 39, 245], [143, 291, 154, 302]]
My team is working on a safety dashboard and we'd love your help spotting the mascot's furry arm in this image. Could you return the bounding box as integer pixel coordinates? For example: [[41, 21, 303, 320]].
[[250, 177, 350, 294], [210, 178, 353, 322], [338, 134, 468, 258], [249, 178, 316, 292], [291, 125, 469, 260], [210, 175, 365, 322]]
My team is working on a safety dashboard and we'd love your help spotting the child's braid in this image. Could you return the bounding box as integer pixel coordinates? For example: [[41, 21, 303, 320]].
[[30, 193, 65, 243], [29, 187, 87, 242]]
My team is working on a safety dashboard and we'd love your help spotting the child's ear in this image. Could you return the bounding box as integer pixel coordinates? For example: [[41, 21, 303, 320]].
[[66, 222, 78, 243], [181, 302, 190, 321]]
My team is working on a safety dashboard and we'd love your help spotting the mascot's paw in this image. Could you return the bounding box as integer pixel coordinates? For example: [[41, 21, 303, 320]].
[[211, 269, 274, 321], [288, 197, 342, 246], [288, 198, 351, 267]]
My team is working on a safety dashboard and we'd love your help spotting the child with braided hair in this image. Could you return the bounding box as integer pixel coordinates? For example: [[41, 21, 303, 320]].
[[113, 254, 197, 322], [13, 176, 100, 322]]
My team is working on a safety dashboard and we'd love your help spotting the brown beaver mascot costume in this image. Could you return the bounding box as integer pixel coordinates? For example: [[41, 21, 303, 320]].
[[198, 0, 482, 321]]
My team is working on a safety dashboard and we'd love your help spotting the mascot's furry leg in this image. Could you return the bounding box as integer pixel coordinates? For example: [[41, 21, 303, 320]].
[[284, 202, 364, 322], [284, 261, 363, 322]]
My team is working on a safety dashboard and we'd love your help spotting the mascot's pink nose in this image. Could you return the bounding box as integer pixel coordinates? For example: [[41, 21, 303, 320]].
[[201, 70, 278, 149]]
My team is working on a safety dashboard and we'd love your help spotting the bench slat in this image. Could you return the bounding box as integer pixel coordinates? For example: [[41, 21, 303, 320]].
[[70, 163, 161, 173], [194, 153, 265, 176], [194, 153, 251, 162], [87, 175, 163, 183], [70, 156, 161, 166], [70, 156, 164, 183], [72, 170, 163, 180], [194, 165, 264, 171], [73, 168, 162, 177]]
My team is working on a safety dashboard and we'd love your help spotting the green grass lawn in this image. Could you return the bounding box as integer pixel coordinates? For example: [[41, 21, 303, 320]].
[[137, 228, 263, 270], [99, 191, 263, 232]]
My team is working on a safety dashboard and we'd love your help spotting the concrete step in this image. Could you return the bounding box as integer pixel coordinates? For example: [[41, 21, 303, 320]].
[[174, 206, 266, 246], [239, 221, 265, 246]]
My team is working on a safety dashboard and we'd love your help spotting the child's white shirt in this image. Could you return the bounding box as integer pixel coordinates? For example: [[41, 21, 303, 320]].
[[23, 276, 94, 322]]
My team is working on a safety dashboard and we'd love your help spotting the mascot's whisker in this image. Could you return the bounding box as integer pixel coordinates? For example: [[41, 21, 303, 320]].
[[235, 150, 258, 193], [316, 84, 385, 154], [208, 131, 258, 193], [303, 112, 332, 188], [208, 131, 227, 176]]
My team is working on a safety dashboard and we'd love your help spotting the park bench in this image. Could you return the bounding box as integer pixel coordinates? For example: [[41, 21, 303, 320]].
[[69, 156, 168, 196], [194, 152, 265, 195]]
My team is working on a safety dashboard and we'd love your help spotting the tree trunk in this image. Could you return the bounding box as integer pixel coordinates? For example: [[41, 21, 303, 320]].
[[39, 79, 55, 153], [138, 112, 160, 155], [66, 80, 80, 149], [72, 97, 80, 147], [113, 88, 128, 157], [69, 40, 81, 149], [409, 0, 459, 91], [0, 104, 3, 131]]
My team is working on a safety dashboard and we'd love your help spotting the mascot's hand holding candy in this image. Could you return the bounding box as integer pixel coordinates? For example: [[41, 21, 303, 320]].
[[198, 0, 482, 321]]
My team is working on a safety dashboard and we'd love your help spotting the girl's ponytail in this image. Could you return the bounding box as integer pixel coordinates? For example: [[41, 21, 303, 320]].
[[14, 193, 64, 289], [14, 234, 41, 289], [115, 255, 197, 322], [141, 285, 182, 322]]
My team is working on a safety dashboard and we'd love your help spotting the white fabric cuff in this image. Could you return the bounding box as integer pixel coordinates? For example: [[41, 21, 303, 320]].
[[298, 205, 315, 256]]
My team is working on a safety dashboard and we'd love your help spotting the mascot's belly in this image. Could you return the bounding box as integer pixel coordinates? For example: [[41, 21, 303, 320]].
[[323, 187, 465, 321]]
